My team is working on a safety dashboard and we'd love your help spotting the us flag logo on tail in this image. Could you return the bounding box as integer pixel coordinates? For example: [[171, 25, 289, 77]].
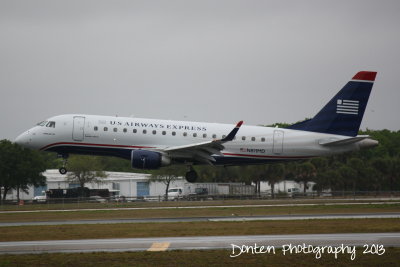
[[336, 99, 359, 115]]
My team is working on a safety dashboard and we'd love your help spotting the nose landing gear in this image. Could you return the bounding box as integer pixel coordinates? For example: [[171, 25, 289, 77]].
[[58, 154, 69, 175]]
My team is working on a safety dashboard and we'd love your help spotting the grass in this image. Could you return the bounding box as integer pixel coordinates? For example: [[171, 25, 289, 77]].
[[0, 218, 399, 242], [0, 203, 399, 223], [1, 248, 400, 267]]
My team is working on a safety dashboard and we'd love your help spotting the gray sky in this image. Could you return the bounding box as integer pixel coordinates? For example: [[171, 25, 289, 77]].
[[1, 0, 399, 140]]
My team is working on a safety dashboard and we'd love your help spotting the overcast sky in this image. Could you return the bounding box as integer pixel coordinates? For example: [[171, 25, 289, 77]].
[[1, 0, 399, 140]]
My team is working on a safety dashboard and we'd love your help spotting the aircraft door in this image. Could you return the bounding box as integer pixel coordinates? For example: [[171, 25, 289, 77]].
[[72, 116, 85, 141], [273, 130, 284, 154]]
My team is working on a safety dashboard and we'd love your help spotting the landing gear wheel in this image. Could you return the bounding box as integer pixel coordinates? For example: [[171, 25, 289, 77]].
[[59, 167, 67, 175], [58, 154, 69, 175], [185, 170, 198, 183]]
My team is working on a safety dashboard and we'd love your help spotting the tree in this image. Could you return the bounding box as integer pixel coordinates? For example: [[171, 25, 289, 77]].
[[66, 155, 107, 192], [264, 164, 285, 198], [347, 158, 364, 193], [295, 162, 316, 194], [13, 147, 47, 202], [372, 157, 400, 193], [0, 140, 47, 203], [150, 165, 185, 201]]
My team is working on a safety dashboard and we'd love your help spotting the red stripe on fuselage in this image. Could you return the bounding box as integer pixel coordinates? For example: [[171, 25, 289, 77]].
[[40, 142, 156, 151]]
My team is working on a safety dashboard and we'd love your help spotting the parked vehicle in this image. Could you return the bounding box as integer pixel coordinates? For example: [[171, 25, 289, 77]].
[[167, 187, 184, 200], [32, 192, 47, 203]]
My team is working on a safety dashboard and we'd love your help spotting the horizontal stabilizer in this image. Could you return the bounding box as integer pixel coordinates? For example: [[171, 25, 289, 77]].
[[319, 135, 370, 146]]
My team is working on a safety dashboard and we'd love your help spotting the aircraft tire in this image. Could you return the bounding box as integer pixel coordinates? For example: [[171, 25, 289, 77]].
[[59, 167, 67, 175]]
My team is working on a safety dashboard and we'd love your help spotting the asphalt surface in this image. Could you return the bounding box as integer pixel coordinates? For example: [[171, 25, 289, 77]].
[[1, 212, 400, 227], [1, 233, 399, 254], [1, 201, 399, 214]]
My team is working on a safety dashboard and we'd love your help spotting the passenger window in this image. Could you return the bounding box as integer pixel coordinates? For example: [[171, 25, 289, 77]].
[[104, 127, 108, 131], [251, 137, 256, 141], [162, 131, 166, 135], [212, 134, 216, 138], [203, 133, 207, 138], [183, 132, 187, 137], [143, 129, 147, 134], [133, 129, 137, 133], [261, 137, 265, 142], [193, 133, 197, 137], [123, 128, 127, 133], [94, 126, 98, 131], [152, 130, 157, 135], [242, 136, 246, 141], [172, 131, 176, 136], [113, 128, 118, 132]]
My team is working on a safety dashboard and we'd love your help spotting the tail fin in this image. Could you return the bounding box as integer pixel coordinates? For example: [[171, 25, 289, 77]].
[[288, 71, 377, 136]]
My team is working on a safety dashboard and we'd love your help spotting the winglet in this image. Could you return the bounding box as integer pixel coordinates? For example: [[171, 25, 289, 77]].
[[221, 121, 243, 142]]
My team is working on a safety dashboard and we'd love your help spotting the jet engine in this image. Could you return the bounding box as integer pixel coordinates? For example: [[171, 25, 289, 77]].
[[131, 150, 171, 169]]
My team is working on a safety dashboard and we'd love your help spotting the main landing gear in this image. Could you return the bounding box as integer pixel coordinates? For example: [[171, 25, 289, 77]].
[[58, 154, 69, 175], [185, 166, 198, 183]]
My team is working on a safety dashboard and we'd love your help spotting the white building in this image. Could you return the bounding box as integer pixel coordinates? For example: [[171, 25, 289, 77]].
[[257, 180, 316, 195], [4, 169, 185, 200]]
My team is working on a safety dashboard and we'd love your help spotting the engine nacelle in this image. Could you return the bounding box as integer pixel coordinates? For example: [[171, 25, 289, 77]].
[[131, 150, 171, 169]]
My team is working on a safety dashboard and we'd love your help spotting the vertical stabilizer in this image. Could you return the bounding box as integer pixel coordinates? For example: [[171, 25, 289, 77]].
[[288, 71, 377, 136]]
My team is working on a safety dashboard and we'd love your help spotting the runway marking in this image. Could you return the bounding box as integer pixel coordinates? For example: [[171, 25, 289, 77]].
[[1, 233, 400, 254], [147, 242, 170, 251]]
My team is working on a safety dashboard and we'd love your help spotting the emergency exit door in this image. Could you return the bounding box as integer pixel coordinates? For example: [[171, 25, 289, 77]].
[[73, 116, 85, 141], [273, 130, 284, 154]]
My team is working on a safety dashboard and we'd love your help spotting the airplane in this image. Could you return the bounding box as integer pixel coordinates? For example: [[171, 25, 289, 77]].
[[15, 71, 378, 182]]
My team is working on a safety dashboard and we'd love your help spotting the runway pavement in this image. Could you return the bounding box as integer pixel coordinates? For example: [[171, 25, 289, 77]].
[[1, 201, 399, 214], [0, 233, 399, 254], [1, 212, 399, 227]]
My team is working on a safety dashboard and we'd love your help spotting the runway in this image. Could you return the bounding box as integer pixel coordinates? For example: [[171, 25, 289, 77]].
[[1, 201, 399, 214], [1, 212, 399, 227], [1, 233, 399, 254]]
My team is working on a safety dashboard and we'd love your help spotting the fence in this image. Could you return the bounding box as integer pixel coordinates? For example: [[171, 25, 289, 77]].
[[1, 190, 399, 210]]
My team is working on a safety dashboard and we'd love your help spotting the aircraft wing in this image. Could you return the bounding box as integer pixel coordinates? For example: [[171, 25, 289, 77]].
[[162, 121, 243, 165]]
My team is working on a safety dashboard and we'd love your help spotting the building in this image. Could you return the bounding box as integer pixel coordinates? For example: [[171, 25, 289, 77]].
[[4, 169, 185, 200], [3, 170, 316, 200], [258, 180, 316, 196]]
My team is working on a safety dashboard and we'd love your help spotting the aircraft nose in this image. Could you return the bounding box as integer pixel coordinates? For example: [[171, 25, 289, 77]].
[[15, 131, 32, 147]]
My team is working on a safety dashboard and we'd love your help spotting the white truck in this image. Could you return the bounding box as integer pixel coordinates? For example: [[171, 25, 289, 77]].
[[32, 191, 47, 203], [167, 187, 184, 200]]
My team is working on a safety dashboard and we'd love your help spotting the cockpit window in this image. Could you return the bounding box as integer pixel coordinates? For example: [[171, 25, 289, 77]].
[[37, 121, 47, 126], [46, 121, 56, 128]]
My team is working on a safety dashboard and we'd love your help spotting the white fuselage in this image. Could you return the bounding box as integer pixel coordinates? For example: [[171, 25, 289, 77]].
[[15, 114, 367, 165]]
